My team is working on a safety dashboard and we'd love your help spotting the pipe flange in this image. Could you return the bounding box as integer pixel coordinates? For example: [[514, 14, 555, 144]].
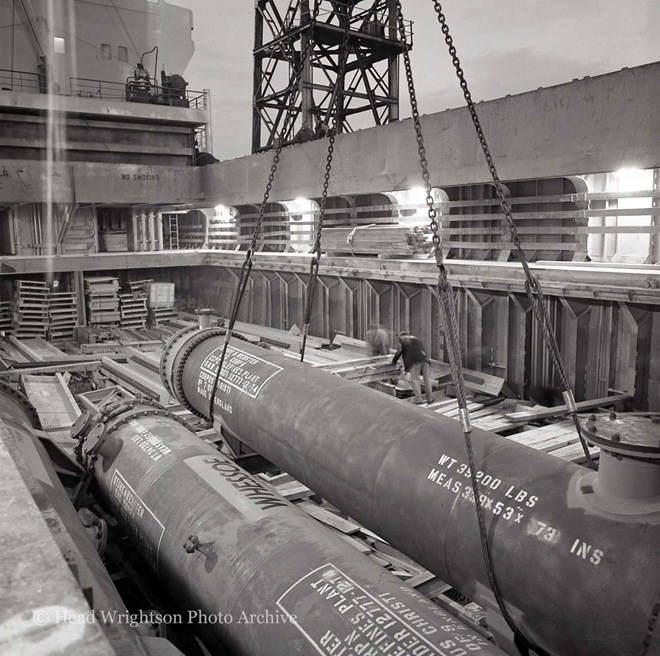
[[582, 415, 660, 460], [105, 406, 195, 435], [172, 328, 228, 419], [0, 379, 42, 429], [102, 397, 166, 423], [160, 326, 200, 397], [70, 410, 93, 440]]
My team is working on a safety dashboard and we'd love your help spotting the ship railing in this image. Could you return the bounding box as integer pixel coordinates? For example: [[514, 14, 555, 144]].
[[70, 77, 126, 100], [70, 76, 207, 109], [0, 68, 42, 93]]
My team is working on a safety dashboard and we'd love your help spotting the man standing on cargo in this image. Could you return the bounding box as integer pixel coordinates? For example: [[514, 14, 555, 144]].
[[392, 331, 434, 405]]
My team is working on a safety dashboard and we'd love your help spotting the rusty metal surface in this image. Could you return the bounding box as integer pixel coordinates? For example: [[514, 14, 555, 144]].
[[165, 328, 660, 656], [91, 406, 503, 656]]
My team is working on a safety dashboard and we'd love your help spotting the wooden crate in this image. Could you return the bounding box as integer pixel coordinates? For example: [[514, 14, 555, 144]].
[[147, 282, 176, 308]]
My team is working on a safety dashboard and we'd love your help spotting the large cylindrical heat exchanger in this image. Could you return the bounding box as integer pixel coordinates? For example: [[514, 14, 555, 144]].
[[161, 327, 660, 656], [87, 400, 503, 656]]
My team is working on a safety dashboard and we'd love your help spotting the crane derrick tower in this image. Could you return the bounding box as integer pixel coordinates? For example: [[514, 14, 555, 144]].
[[252, 0, 412, 153]]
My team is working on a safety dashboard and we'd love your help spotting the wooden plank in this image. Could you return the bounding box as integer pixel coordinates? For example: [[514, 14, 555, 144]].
[[0, 361, 102, 377], [334, 533, 373, 555], [7, 336, 44, 361], [508, 420, 576, 445], [100, 357, 170, 404], [430, 360, 505, 396], [20, 374, 81, 431], [504, 393, 632, 421], [318, 355, 392, 372], [126, 347, 161, 373], [77, 385, 135, 413], [442, 402, 484, 418], [331, 333, 371, 350], [297, 502, 361, 535], [0, 342, 32, 363], [550, 442, 600, 464], [230, 320, 329, 350], [32, 337, 66, 356], [14, 354, 117, 365]]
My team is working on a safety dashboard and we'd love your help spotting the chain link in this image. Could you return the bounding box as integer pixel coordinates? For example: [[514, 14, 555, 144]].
[[300, 4, 352, 361], [429, 0, 592, 470], [395, 2, 553, 654], [395, 0, 468, 420], [210, 3, 321, 420]]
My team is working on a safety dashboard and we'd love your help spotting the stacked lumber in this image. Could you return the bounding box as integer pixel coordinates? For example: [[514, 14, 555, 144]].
[[119, 292, 148, 329], [129, 279, 152, 296], [12, 280, 49, 338], [0, 301, 12, 333], [146, 282, 177, 325], [322, 225, 429, 256], [85, 277, 120, 326], [48, 292, 78, 345]]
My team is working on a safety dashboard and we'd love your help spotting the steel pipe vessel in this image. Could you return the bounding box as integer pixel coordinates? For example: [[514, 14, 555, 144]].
[[161, 327, 660, 656], [87, 400, 502, 656]]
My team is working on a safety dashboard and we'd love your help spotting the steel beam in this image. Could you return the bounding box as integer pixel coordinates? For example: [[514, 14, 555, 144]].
[[203, 62, 660, 205], [0, 160, 201, 205]]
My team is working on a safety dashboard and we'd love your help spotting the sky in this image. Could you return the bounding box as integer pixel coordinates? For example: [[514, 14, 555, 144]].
[[173, 0, 660, 161]]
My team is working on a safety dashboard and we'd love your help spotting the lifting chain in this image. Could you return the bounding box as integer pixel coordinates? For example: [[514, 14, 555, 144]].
[[300, 1, 353, 361], [209, 2, 322, 421], [395, 3, 548, 655], [429, 0, 593, 471]]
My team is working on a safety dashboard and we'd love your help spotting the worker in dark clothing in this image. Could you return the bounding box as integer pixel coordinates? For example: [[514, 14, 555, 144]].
[[366, 324, 390, 356], [392, 331, 434, 404]]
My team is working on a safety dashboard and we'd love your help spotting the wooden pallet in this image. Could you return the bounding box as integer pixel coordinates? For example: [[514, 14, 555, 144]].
[[48, 292, 78, 344], [12, 280, 49, 337], [119, 293, 148, 329], [148, 306, 178, 325], [85, 277, 120, 326], [0, 301, 12, 331]]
